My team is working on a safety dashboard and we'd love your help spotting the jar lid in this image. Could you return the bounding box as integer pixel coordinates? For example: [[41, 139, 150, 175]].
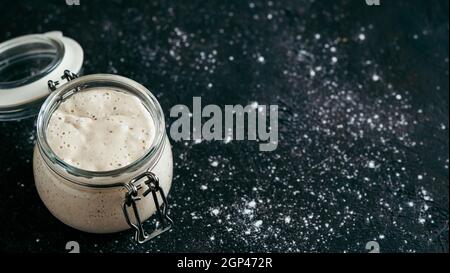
[[0, 31, 83, 121]]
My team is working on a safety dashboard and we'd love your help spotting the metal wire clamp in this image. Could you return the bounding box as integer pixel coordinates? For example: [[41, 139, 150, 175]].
[[123, 172, 173, 244]]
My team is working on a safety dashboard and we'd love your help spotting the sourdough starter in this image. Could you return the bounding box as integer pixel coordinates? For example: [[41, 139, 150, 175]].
[[33, 89, 173, 233]]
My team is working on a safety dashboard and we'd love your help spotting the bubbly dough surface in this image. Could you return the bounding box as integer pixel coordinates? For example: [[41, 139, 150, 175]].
[[47, 89, 155, 172]]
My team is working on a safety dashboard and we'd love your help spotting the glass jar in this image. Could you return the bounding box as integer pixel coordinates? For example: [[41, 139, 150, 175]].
[[33, 74, 174, 243]]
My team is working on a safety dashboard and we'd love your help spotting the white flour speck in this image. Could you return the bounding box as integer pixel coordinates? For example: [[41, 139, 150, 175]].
[[254, 220, 263, 228], [248, 200, 257, 208], [210, 161, 219, 167], [257, 55, 265, 63], [211, 208, 220, 216]]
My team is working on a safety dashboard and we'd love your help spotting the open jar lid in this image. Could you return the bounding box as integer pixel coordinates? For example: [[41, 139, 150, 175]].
[[0, 31, 83, 121]]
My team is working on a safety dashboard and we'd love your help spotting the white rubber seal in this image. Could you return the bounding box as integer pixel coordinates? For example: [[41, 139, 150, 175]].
[[0, 31, 83, 110]]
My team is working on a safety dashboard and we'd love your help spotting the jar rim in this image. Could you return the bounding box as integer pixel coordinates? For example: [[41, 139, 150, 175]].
[[36, 74, 166, 187]]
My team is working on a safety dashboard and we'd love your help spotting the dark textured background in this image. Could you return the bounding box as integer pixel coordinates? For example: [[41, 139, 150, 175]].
[[0, 0, 448, 253]]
